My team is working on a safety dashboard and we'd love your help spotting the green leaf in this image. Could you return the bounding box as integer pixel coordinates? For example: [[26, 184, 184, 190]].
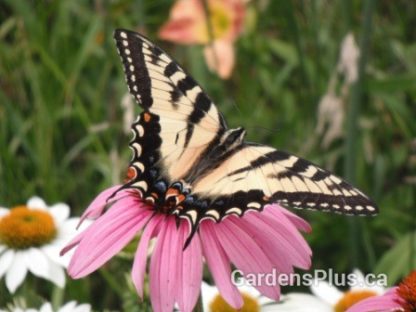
[[375, 231, 416, 285], [268, 39, 298, 65]]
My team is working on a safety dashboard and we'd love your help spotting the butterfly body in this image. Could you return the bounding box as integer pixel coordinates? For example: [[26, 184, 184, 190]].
[[182, 127, 246, 183], [114, 29, 378, 245], [129, 116, 248, 216]]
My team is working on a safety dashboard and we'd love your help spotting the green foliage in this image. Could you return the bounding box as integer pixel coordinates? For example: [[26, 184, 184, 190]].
[[0, 0, 415, 309], [375, 231, 416, 285]]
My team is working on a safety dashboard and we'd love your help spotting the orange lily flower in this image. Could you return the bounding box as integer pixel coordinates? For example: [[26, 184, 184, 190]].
[[159, 0, 246, 79]]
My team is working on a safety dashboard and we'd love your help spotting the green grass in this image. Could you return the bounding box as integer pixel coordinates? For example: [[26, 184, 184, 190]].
[[1, 0, 415, 309]]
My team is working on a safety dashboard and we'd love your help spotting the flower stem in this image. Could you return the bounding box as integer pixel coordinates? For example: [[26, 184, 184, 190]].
[[99, 268, 124, 297], [193, 293, 204, 312], [51, 286, 64, 310], [344, 0, 376, 268]]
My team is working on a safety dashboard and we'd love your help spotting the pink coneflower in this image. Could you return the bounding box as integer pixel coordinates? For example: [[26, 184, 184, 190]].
[[347, 271, 416, 312], [62, 185, 311, 312]]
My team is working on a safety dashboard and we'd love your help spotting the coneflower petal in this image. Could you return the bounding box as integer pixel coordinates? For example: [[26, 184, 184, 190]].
[[149, 219, 178, 312], [215, 217, 280, 300], [347, 287, 403, 312], [261, 208, 312, 267], [132, 214, 163, 298], [78, 185, 123, 225], [63, 186, 312, 312], [68, 198, 151, 278], [176, 221, 203, 312], [277, 206, 312, 233], [200, 221, 244, 309], [235, 216, 294, 275]]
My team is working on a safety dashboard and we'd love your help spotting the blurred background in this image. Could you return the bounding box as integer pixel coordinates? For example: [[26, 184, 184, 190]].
[[0, 0, 415, 310]]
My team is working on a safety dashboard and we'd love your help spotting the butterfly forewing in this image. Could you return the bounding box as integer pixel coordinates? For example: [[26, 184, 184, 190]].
[[114, 29, 226, 185]]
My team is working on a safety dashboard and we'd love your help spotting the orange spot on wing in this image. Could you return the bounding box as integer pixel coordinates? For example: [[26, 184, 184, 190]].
[[176, 194, 186, 204], [144, 113, 151, 122], [125, 167, 137, 182], [166, 188, 179, 196]]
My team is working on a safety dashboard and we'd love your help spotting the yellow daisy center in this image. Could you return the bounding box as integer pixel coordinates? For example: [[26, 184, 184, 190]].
[[209, 292, 260, 312], [0, 206, 57, 249], [334, 290, 378, 312]]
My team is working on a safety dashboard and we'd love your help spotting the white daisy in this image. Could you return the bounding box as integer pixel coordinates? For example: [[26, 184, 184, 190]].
[[276, 269, 386, 312], [201, 281, 280, 311], [0, 197, 82, 293], [0, 300, 91, 312]]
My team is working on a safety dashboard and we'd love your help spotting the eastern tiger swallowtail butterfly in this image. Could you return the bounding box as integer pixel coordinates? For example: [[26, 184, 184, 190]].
[[113, 29, 378, 248]]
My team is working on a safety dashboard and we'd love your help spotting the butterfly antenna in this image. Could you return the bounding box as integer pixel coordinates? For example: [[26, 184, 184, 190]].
[[229, 99, 243, 116], [245, 125, 280, 135]]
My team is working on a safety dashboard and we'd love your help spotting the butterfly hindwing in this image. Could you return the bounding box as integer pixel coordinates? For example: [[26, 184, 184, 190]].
[[190, 144, 378, 219]]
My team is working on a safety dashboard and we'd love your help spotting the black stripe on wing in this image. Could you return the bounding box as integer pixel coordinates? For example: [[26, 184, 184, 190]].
[[227, 149, 378, 215]]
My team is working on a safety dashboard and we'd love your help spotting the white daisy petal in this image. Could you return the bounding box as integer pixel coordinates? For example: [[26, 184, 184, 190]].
[[367, 284, 386, 295], [349, 268, 386, 295], [239, 282, 261, 298], [0, 249, 15, 278], [5, 251, 28, 293], [0, 207, 9, 217], [311, 280, 343, 305], [49, 203, 70, 224], [239, 281, 275, 305], [58, 219, 80, 239], [58, 301, 78, 312], [272, 293, 332, 312], [350, 269, 367, 291], [25, 248, 50, 278], [257, 295, 275, 306], [0, 244, 7, 255], [42, 244, 69, 267], [72, 304, 92, 312], [45, 258, 66, 287], [201, 282, 219, 312], [39, 303, 54, 312], [7, 301, 91, 312], [27, 196, 47, 210]]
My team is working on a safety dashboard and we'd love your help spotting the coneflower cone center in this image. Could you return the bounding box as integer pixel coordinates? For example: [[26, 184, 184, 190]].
[[397, 271, 416, 312], [334, 290, 377, 312], [0, 206, 57, 249], [209, 292, 259, 312]]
